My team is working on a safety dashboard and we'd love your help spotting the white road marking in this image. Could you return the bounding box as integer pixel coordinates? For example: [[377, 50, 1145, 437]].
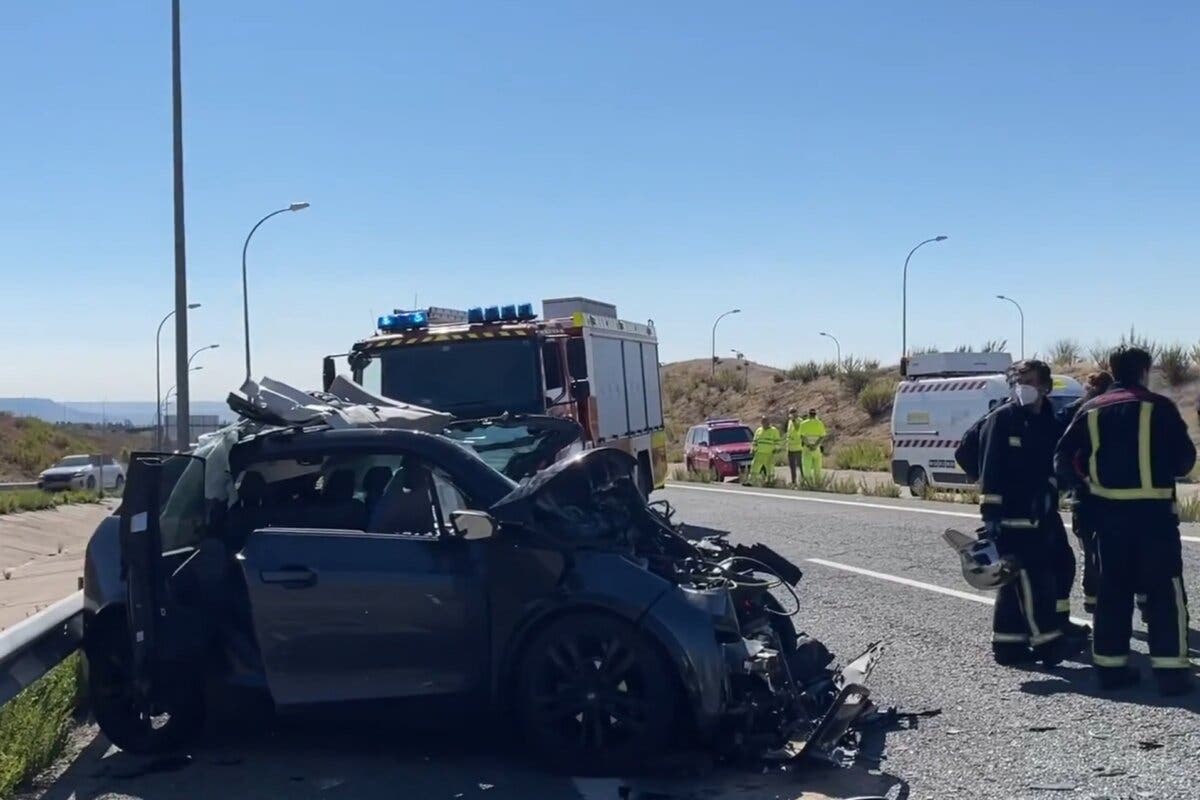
[[807, 556, 1092, 628], [666, 482, 1200, 544]]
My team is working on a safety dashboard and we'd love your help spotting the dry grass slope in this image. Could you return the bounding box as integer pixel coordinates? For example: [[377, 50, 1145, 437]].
[[0, 414, 152, 482]]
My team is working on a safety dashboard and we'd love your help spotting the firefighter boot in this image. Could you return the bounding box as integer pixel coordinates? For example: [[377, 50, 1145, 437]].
[[1036, 634, 1086, 668]]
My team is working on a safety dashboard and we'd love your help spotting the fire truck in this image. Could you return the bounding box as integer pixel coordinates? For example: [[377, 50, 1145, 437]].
[[323, 297, 668, 493]]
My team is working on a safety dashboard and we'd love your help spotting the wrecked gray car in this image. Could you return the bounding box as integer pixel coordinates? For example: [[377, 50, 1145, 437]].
[[81, 380, 880, 773]]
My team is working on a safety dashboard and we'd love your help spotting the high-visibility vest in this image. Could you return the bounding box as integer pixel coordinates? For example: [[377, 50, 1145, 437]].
[[786, 420, 805, 450], [754, 426, 781, 453], [798, 417, 826, 448]]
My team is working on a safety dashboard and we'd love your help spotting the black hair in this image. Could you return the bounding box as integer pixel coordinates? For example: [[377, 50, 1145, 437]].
[[1109, 346, 1152, 386], [1007, 359, 1051, 389]]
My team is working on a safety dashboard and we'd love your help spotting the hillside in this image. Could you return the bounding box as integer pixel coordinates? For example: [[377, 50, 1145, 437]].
[[661, 358, 897, 464], [0, 398, 233, 426], [0, 414, 155, 481], [661, 356, 1200, 469]]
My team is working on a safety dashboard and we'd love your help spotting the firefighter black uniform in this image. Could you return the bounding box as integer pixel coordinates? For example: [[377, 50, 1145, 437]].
[[1055, 382, 1196, 691], [1059, 395, 1100, 614], [956, 400, 1075, 665]]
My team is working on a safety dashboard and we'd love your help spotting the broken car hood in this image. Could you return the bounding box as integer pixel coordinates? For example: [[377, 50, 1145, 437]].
[[489, 447, 642, 544]]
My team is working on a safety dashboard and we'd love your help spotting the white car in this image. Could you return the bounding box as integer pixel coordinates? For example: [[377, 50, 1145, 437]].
[[37, 454, 126, 492]]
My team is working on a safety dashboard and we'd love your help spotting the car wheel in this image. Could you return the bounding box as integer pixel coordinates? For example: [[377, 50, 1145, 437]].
[[709, 463, 721, 483], [907, 466, 929, 497], [86, 475, 97, 490], [86, 620, 205, 754], [514, 614, 677, 774]]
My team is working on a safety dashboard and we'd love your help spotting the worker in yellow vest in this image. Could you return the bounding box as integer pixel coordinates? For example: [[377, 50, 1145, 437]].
[[798, 408, 827, 480], [785, 407, 806, 485], [750, 415, 782, 483]]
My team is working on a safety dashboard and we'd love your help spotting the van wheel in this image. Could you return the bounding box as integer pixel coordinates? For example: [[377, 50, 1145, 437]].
[[907, 467, 929, 497]]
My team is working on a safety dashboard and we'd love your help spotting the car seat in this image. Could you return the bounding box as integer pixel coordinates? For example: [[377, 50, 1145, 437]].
[[366, 465, 437, 535], [362, 466, 394, 515]]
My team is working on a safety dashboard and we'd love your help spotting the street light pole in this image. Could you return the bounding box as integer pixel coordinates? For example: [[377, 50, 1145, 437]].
[[187, 343, 220, 368], [819, 331, 842, 369], [171, 0, 192, 450], [242, 202, 310, 381], [711, 309, 741, 376], [161, 365, 202, 448], [996, 294, 1025, 359], [155, 303, 200, 449], [901, 235, 948, 370]]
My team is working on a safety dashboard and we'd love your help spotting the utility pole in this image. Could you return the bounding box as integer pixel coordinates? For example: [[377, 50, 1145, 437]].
[[996, 294, 1025, 359], [171, 0, 191, 449]]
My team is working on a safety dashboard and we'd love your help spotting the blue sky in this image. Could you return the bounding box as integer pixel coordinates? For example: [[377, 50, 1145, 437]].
[[2, 1, 1198, 400]]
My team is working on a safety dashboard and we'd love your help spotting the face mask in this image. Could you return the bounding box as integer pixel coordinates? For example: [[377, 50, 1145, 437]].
[[1011, 384, 1039, 407]]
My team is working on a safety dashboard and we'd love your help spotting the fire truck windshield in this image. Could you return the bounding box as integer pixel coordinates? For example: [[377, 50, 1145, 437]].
[[373, 337, 544, 417]]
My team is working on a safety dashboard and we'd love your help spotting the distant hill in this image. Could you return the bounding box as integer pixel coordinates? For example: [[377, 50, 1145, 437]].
[[0, 414, 156, 481], [0, 398, 233, 427]]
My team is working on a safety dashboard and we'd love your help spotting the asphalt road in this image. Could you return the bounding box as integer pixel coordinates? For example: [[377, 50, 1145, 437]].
[[32, 485, 1200, 800]]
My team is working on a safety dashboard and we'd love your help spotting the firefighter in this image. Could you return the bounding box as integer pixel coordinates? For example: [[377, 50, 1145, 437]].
[[1055, 347, 1196, 694], [785, 407, 805, 485], [956, 360, 1083, 667], [750, 415, 782, 483], [1057, 371, 1114, 615], [799, 409, 827, 480]]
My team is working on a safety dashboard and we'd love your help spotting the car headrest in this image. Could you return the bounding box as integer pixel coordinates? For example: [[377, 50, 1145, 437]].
[[363, 466, 393, 497], [323, 469, 356, 502]]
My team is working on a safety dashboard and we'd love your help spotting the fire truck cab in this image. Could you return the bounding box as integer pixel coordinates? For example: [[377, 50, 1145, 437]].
[[324, 297, 668, 494]]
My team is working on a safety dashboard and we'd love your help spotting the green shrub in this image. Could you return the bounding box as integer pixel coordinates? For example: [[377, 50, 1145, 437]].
[[744, 473, 781, 489], [839, 356, 875, 395], [669, 467, 712, 484], [1191, 343, 1200, 373], [785, 361, 821, 383], [1088, 341, 1112, 368], [980, 339, 1007, 353], [0, 489, 100, 516], [1117, 326, 1160, 359], [858, 379, 896, 418], [1048, 338, 1081, 365], [860, 479, 901, 498], [1158, 344, 1192, 386], [819, 360, 840, 378], [834, 440, 890, 471], [0, 654, 80, 797]]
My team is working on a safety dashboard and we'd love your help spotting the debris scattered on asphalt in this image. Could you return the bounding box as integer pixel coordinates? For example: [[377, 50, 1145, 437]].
[[1094, 767, 1128, 777], [947, 729, 963, 735], [1029, 782, 1075, 791], [1087, 731, 1110, 740], [1137, 740, 1165, 751], [478, 783, 494, 791], [1027, 725, 1057, 732]]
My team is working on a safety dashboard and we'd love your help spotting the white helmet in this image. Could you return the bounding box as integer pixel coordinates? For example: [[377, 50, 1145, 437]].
[[943, 528, 1020, 590]]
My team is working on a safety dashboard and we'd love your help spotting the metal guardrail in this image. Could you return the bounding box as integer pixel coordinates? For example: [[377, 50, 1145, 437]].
[[0, 591, 84, 707], [0, 481, 38, 493]]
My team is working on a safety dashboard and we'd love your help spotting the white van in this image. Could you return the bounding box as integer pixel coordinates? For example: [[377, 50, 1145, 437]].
[[890, 353, 1084, 494]]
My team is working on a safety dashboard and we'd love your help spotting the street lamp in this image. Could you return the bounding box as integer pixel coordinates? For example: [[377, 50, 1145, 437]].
[[156, 302, 200, 449], [162, 365, 202, 446], [242, 202, 310, 381], [901, 235, 948, 371], [711, 309, 741, 375], [819, 331, 842, 369], [188, 343, 220, 368], [996, 294, 1025, 359]]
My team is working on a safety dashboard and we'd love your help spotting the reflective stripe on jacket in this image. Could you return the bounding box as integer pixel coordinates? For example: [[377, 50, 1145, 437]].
[[753, 426, 782, 454], [976, 401, 1059, 526], [1055, 383, 1196, 508]]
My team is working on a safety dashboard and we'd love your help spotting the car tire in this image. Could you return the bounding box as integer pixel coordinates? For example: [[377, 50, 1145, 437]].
[[907, 466, 929, 497], [86, 475, 97, 490], [514, 614, 677, 774], [86, 619, 205, 754], [709, 463, 721, 483]]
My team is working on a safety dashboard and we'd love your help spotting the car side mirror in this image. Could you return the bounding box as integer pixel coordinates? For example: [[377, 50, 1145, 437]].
[[450, 510, 496, 541]]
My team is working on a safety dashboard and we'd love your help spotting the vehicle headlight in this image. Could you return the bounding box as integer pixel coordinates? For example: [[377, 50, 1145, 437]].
[[73, 469, 89, 477]]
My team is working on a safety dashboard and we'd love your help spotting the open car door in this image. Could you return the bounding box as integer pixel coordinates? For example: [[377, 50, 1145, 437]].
[[443, 414, 582, 480], [119, 452, 208, 707]]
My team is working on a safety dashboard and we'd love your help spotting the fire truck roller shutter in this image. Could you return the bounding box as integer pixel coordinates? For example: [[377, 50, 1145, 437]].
[[623, 339, 648, 432], [591, 336, 629, 440], [642, 342, 664, 429]]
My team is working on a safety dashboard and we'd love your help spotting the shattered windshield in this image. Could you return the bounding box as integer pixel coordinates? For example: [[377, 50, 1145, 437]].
[[375, 338, 543, 418], [443, 416, 581, 480]]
